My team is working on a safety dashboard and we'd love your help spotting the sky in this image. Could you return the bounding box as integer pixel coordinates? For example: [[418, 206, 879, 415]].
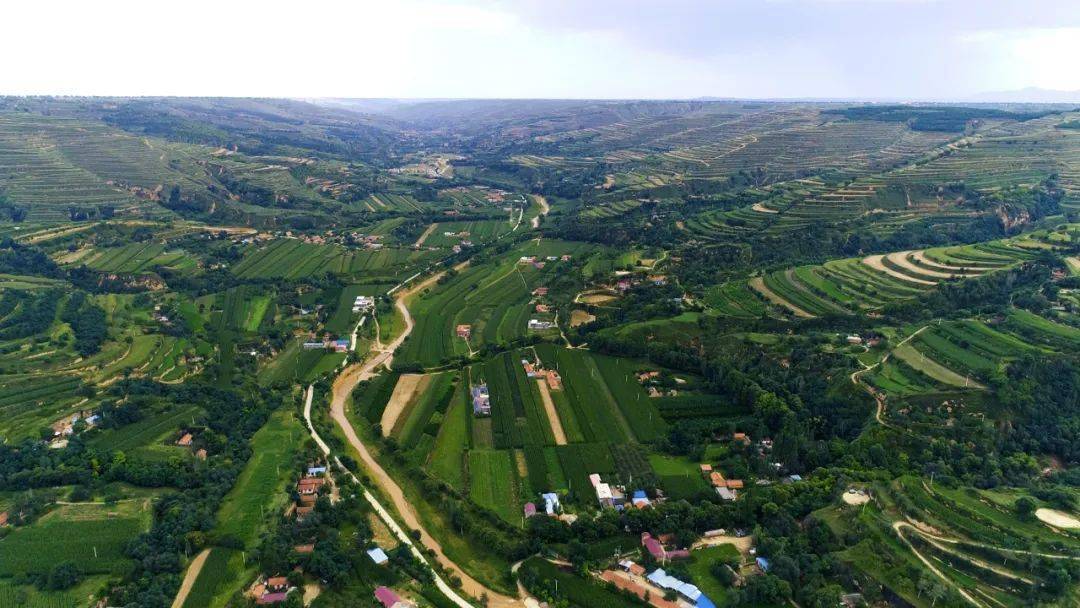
[[3, 0, 1079, 100]]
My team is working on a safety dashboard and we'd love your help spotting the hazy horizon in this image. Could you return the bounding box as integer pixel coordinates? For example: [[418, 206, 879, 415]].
[[5, 0, 1080, 101]]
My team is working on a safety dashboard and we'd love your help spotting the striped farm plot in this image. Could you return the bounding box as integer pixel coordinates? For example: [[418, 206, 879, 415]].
[[722, 230, 1068, 319], [231, 238, 434, 280], [68, 242, 189, 273]]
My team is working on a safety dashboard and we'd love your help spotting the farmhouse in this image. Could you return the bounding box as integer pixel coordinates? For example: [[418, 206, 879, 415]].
[[332, 339, 350, 353], [256, 592, 288, 605], [471, 384, 491, 416], [631, 490, 651, 508], [353, 295, 375, 312], [524, 502, 537, 518], [307, 464, 327, 476], [456, 324, 471, 339], [374, 586, 416, 608], [265, 577, 289, 592], [522, 360, 538, 377], [535, 303, 550, 313], [298, 477, 325, 495], [646, 569, 714, 608], [176, 433, 194, 447], [532, 287, 548, 296], [846, 335, 863, 345], [367, 547, 389, 565], [541, 492, 560, 515], [716, 487, 737, 501], [545, 369, 562, 390], [699, 463, 713, 476], [641, 532, 690, 561], [527, 319, 554, 330], [618, 559, 647, 577]]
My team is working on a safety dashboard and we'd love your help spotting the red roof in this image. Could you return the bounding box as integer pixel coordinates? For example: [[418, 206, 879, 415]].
[[374, 586, 401, 608], [293, 544, 315, 554], [257, 592, 288, 604], [266, 576, 288, 588], [641, 532, 664, 559]]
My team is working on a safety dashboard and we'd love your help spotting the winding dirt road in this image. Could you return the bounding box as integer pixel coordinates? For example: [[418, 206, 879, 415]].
[[325, 264, 521, 607]]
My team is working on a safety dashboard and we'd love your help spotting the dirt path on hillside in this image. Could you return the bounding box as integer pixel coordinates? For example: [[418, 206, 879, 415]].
[[381, 373, 429, 436], [530, 194, 549, 229], [751, 202, 779, 214], [891, 522, 984, 607], [1036, 508, 1080, 529], [171, 548, 211, 608], [861, 254, 936, 285], [327, 263, 519, 607], [748, 277, 814, 318], [887, 251, 978, 279], [414, 223, 438, 247], [535, 379, 567, 445], [910, 250, 997, 273]]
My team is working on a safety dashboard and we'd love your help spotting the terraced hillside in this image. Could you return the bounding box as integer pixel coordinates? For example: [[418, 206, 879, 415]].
[[708, 226, 1075, 318]]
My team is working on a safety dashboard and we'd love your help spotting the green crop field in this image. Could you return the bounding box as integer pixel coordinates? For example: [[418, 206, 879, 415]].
[[467, 449, 519, 524], [180, 548, 249, 608], [0, 500, 152, 577], [213, 409, 304, 548]]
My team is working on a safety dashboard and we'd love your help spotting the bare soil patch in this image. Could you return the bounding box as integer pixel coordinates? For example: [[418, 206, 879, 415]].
[[1036, 508, 1080, 529], [748, 277, 814, 318], [536, 379, 567, 445], [842, 489, 870, 505], [861, 254, 936, 286], [569, 309, 595, 327], [381, 373, 430, 436], [413, 223, 438, 247]]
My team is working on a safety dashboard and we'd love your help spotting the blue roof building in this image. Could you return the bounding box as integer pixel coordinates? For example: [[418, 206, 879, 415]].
[[367, 547, 389, 565], [756, 556, 771, 572]]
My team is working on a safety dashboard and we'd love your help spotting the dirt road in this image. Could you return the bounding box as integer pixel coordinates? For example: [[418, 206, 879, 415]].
[[171, 548, 211, 608], [414, 223, 439, 247], [535, 379, 567, 445], [324, 264, 520, 607]]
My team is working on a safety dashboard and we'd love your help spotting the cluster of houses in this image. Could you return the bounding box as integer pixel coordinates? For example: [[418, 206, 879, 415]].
[[522, 358, 562, 390], [699, 464, 744, 501], [47, 410, 101, 448], [175, 430, 208, 460], [606, 556, 716, 608], [524, 491, 562, 518], [352, 295, 375, 314], [251, 576, 293, 605], [588, 473, 652, 510], [287, 463, 329, 523], [303, 336, 351, 353], [251, 463, 334, 604], [518, 254, 572, 269]]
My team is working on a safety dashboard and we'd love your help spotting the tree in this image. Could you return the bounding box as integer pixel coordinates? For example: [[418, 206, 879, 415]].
[[46, 562, 80, 590], [1014, 496, 1037, 519]]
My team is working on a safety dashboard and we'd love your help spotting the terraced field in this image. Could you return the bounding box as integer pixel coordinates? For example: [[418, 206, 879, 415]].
[[0, 113, 213, 222], [64, 242, 192, 273], [719, 228, 1071, 319], [231, 238, 435, 280], [824, 476, 1080, 608]]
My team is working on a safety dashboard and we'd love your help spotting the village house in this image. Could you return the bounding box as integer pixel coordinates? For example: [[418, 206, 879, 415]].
[[176, 433, 194, 447], [456, 324, 471, 339], [374, 586, 416, 608], [471, 384, 491, 416], [545, 369, 562, 390], [541, 492, 560, 515], [641, 532, 690, 561], [293, 544, 314, 554], [367, 547, 389, 565], [523, 502, 537, 518], [532, 287, 548, 296], [535, 303, 550, 313], [646, 569, 714, 608], [527, 319, 553, 330]]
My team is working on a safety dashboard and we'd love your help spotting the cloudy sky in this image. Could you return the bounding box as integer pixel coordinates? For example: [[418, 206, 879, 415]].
[[4, 0, 1079, 100]]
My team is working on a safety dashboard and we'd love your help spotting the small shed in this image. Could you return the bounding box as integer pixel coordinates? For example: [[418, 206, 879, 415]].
[[367, 547, 389, 565]]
